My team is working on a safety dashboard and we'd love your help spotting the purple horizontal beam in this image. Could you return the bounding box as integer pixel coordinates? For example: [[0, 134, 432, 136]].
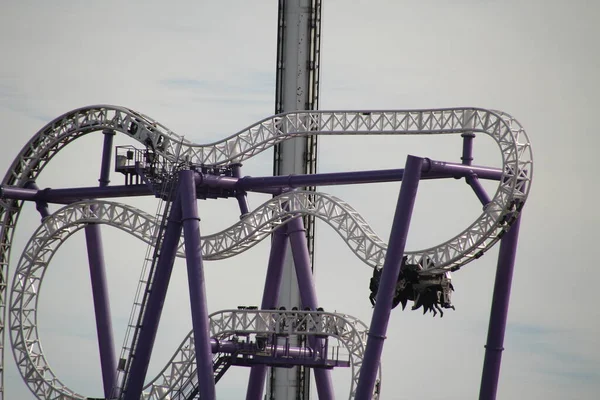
[[210, 339, 317, 359], [425, 159, 502, 180], [231, 356, 348, 369], [199, 175, 280, 195], [0, 176, 279, 204], [0, 184, 153, 203], [0, 158, 503, 204], [235, 159, 502, 190]]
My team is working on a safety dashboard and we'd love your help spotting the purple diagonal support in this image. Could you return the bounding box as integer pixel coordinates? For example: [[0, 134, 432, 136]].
[[466, 174, 492, 206], [355, 155, 423, 400], [180, 169, 216, 400], [479, 216, 522, 400], [85, 129, 117, 398], [287, 215, 335, 400], [246, 226, 289, 400], [85, 229, 117, 398], [124, 195, 183, 400]]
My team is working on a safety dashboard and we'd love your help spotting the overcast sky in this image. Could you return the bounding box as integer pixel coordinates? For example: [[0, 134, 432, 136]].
[[1, 0, 599, 399]]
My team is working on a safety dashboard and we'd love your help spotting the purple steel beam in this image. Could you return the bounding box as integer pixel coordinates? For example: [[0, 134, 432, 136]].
[[461, 132, 475, 166], [479, 216, 522, 400], [0, 159, 502, 204], [124, 196, 183, 400], [260, 227, 289, 308], [0, 175, 278, 204], [99, 129, 116, 186], [466, 175, 492, 206], [85, 129, 117, 398], [232, 164, 250, 216], [0, 184, 153, 203], [85, 229, 116, 398], [460, 131, 492, 206], [287, 216, 335, 400], [232, 164, 250, 217], [424, 159, 501, 181], [211, 339, 317, 359], [180, 169, 217, 400], [23, 181, 50, 219], [246, 227, 289, 400], [235, 160, 501, 190], [355, 155, 423, 399], [199, 174, 281, 196]]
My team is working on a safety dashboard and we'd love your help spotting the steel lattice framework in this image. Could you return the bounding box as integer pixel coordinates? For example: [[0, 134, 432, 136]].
[[144, 310, 378, 400], [0, 105, 532, 399], [2, 191, 397, 399]]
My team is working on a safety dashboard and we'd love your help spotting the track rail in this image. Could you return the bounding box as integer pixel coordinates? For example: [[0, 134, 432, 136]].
[[0, 105, 532, 399], [2, 194, 395, 399], [144, 310, 377, 400]]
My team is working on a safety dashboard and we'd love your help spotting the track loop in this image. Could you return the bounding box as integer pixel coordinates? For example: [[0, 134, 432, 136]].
[[1, 105, 532, 398]]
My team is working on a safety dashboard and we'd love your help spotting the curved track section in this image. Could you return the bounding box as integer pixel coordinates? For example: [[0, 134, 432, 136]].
[[145, 310, 378, 400], [4, 192, 387, 399], [1, 105, 532, 398]]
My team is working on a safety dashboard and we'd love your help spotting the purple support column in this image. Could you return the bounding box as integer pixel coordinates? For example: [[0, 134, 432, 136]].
[[180, 169, 216, 400], [355, 155, 423, 400], [260, 227, 289, 308], [232, 164, 250, 216], [99, 129, 115, 186], [460, 131, 492, 207], [84, 229, 117, 398], [124, 196, 183, 400], [479, 216, 522, 400], [246, 227, 289, 400], [85, 129, 117, 398], [287, 215, 335, 400], [461, 132, 475, 166]]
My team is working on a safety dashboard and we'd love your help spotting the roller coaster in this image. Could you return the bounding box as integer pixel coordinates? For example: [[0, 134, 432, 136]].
[[0, 105, 532, 399]]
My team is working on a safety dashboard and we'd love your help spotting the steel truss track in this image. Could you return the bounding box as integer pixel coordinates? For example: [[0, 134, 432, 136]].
[[0, 105, 532, 399], [146, 310, 377, 400], [3, 191, 392, 399]]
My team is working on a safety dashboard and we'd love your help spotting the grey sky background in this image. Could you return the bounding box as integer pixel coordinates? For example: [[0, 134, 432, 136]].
[[1, 0, 599, 399]]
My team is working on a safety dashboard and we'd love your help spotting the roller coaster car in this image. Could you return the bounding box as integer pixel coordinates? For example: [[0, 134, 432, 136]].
[[369, 256, 455, 317]]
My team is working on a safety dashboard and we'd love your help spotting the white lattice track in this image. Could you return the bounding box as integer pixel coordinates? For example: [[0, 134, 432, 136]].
[[144, 310, 378, 400], [0, 105, 532, 399]]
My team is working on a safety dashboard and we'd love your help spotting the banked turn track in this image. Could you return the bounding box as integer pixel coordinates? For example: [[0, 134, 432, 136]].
[[0, 105, 532, 399]]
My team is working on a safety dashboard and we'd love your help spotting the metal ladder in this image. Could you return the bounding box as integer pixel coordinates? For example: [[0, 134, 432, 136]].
[[172, 353, 234, 400], [112, 165, 181, 398]]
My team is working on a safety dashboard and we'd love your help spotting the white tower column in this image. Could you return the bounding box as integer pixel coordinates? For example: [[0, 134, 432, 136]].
[[269, 0, 321, 399]]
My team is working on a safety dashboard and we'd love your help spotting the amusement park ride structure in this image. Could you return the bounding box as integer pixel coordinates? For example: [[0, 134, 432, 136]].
[[0, 106, 532, 399], [0, 2, 532, 400]]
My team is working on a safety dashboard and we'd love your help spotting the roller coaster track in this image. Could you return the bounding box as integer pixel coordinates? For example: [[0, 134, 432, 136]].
[[0, 105, 532, 399], [7, 195, 385, 399], [2, 191, 443, 399], [145, 310, 377, 400]]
